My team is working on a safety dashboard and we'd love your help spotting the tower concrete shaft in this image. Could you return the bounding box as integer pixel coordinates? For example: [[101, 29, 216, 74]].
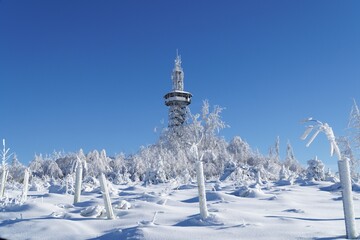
[[164, 53, 192, 128]]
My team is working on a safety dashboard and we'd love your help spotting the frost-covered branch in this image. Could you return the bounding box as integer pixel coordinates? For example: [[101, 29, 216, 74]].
[[1, 139, 12, 168], [301, 118, 341, 159]]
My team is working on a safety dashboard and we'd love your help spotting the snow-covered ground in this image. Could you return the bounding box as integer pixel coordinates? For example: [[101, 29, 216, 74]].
[[0, 180, 358, 240]]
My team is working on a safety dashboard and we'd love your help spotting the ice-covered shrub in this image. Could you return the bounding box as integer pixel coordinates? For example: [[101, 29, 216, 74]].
[[279, 165, 289, 180], [29, 176, 50, 191], [113, 199, 131, 210], [306, 157, 325, 181], [232, 185, 270, 198], [81, 205, 106, 218]]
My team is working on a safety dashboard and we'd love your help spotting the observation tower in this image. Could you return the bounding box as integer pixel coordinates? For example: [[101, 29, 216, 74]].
[[164, 53, 192, 128]]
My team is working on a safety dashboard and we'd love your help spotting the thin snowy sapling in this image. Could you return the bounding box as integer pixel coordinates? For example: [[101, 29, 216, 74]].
[[73, 149, 87, 204], [301, 118, 357, 239], [348, 99, 360, 151], [190, 143, 209, 220], [21, 168, 30, 203], [0, 139, 12, 198], [345, 99, 360, 176]]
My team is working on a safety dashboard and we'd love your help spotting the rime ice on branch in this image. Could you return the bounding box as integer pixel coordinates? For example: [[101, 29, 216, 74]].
[[301, 118, 358, 239], [164, 52, 192, 128]]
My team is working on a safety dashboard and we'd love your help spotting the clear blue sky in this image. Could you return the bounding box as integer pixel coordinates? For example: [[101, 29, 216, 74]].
[[1, 1, 360, 170]]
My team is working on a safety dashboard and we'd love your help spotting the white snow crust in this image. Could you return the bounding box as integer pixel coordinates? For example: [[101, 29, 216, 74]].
[[0, 180, 358, 240]]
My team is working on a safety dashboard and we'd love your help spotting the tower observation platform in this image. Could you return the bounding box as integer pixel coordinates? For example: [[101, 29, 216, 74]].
[[164, 53, 192, 128]]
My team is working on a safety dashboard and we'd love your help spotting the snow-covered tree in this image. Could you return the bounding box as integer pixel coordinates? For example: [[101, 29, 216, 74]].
[[56, 154, 77, 176], [262, 138, 282, 181], [86, 150, 111, 177], [345, 99, 360, 177], [200, 100, 228, 149], [274, 136, 280, 163], [29, 154, 45, 178], [8, 154, 25, 182], [109, 153, 130, 184], [348, 99, 360, 150], [337, 136, 358, 179], [306, 156, 325, 181], [44, 160, 63, 179], [302, 118, 357, 238], [227, 136, 252, 164], [0, 139, 12, 197], [279, 164, 289, 180], [284, 141, 302, 174], [152, 100, 229, 182]]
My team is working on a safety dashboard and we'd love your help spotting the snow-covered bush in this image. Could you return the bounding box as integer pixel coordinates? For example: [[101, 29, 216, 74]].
[[279, 165, 290, 180], [29, 176, 50, 191], [306, 157, 325, 181], [7, 154, 25, 183]]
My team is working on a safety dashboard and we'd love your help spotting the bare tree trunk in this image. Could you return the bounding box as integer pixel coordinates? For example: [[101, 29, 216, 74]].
[[338, 158, 358, 239], [21, 168, 30, 202], [74, 164, 83, 204], [99, 173, 115, 219], [0, 168, 7, 198], [196, 161, 208, 220]]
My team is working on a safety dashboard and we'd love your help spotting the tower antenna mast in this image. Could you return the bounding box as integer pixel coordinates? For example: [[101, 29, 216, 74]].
[[164, 51, 192, 128]]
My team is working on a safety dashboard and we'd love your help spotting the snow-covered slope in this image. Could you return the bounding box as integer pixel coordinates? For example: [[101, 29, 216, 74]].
[[0, 181, 357, 240]]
